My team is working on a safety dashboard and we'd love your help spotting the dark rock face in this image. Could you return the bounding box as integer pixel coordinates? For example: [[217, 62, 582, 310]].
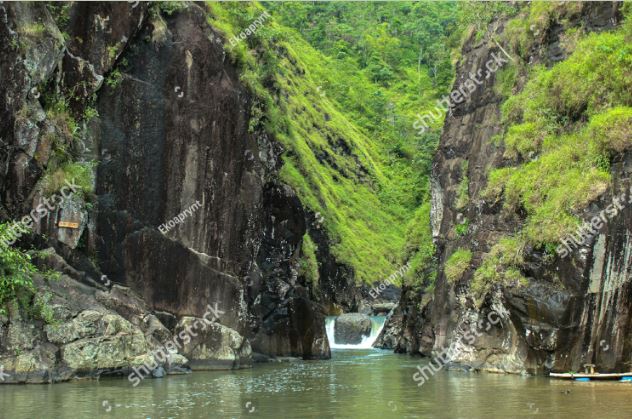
[[334, 313, 372, 345], [395, 2, 630, 374], [61, 2, 149, 111], [0, 2, 65, 217], [250, 184, 329, 359], [91, 4, 329, 359], [305, 212, 359, 314], [0, 1, 334, 383], [373, 311, 401, 349]]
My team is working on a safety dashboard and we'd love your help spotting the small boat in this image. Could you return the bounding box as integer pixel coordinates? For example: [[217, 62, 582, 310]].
[[550, 372, 632, 381], [550, 363, 632, 381]]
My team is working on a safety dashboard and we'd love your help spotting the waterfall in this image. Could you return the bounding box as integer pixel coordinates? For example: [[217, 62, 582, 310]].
[[325, 316, 386, 349]]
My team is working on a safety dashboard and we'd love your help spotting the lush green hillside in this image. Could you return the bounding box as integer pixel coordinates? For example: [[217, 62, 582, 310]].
[[207, 2, 460, 285]]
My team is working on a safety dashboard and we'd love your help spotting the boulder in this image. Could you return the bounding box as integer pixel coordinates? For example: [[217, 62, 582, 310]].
[[58, 313, 151, 371], [372, 303, 396, 315], [0, 272, 188, 384], [175, 317, 252, 370], [334, 313, 372, 345]]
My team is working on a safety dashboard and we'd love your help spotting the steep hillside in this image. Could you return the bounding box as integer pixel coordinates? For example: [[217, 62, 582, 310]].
[[207, 2, 463, 295]]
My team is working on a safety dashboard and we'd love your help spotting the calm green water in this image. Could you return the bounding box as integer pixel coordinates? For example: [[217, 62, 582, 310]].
[[1, 349, 631, 418]]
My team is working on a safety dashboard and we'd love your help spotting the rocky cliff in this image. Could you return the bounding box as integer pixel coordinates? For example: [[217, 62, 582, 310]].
[[0, 2, 334, 383], [394, 1, 632, 374]]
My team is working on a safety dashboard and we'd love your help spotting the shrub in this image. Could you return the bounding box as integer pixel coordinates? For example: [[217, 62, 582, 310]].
[[503, 122, 543, 160], [589, 106, 632, 155], [41, 161, 95, 199], [0, 224, 37, 315], [494, 63, 518, 98], [455, 218, 469, 237], [471, 236, 527, 298], [299, 233, 319, 285], [445, 248, 472, 283], [105, 68, 123, 88]]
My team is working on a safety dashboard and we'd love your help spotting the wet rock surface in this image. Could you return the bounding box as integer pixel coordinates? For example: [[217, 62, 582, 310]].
[[395, 2, 631, 374], [334, 313, 372, 345], [90, 4, 332, 360], [0, 265, 188, 384], [175, 317, 252, 370], [373, 309, 403, 350]]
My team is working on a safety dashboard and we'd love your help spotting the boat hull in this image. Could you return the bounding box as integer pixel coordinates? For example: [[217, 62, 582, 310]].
[[550, 372, 632, 380]]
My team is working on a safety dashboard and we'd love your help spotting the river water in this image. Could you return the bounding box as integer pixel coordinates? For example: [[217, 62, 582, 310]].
[[1, 349, 631, 418]]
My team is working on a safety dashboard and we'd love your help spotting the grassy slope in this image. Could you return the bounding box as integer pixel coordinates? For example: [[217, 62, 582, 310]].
[[206, 2, 459, 284]]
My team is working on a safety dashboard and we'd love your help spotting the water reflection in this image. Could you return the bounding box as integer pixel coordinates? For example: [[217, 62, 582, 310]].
[[1, 350, 631, 418]]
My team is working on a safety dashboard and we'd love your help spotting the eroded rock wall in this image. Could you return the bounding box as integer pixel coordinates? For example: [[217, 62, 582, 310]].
[[396, 2, 631, 374], [0, 2, 332, 383]]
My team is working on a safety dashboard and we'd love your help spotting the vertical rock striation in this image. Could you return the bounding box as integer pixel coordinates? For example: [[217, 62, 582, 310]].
[[396, 2, 631, 374], [1, 2, 332, 383]]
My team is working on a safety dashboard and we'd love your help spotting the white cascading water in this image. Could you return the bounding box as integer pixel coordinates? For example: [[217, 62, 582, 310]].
[[325, 315, 386, 349]]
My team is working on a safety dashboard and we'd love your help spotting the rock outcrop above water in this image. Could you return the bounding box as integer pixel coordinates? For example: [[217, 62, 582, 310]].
[[0, 250, 189, 384], [394, 2, 630, 374], [176, 317, 252, 370], [334, 313, 372, 345]]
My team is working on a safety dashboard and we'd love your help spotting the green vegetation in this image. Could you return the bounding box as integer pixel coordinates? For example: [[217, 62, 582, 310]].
[[504, 1, 582, 59], [459, 1, 519, 43], [46, 3, 71, 31], [493, 63, 518, 99], [0, 226, 61, 319], [472, 236, 527, 298], [299, 233, 320, 285], [445, 248, 472, 283], [473, 2, 631, 297], [502, 122, 541, 160], [0, 224, 37, 314], [207, 2, 460, 283], [105, 68, 123, 88], [486, 10, 632, 246], [107, 45, 118, 61], [401, 203, 436, 290], [589, 107, 632, 156], [158, 1, 187, 16], [455, 218, 469, 237], [40, 161, 95, 198], [39, 92, 96, 201], [21, 23, 47, 37]]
